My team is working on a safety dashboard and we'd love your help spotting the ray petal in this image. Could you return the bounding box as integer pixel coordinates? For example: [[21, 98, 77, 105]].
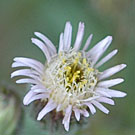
[[37, 100, 57, 120], [83, 34, 93, 51], [98, 64, 127, 80], [80, 109, 89, 117], [91, 100, 109, 114], [63, 22, 72, 51], [27, 94, 49, 105], [98, 78, 124, 88], [87, 36, 112, 65], [13, 57, 44, 72], [62, 105, 72, 131], [102, 88, 127, 98], [34, 32, 57, 54], [58, 33, 64, 52], [73, 108, 80, 121], [83, 102, 96, 114], [31, 38, 51, 62], [96, 97, 115, 105], [95, 49, 118, 68], [74, 22, 85, 51], [23, 90, 36, 105], [16, 78, 39, 84], [11, 69, 41, 80]]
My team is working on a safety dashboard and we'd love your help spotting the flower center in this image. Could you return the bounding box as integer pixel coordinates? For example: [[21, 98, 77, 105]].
[[62, 52, 94, 93], [43, 50, 99, 98]]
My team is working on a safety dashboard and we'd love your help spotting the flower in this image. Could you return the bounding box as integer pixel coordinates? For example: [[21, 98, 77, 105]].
[[11, 22, 127, 131]]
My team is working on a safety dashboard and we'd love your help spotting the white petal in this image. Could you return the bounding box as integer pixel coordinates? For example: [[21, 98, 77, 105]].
[[98, 64, 127, 80], [12, 62, 26, 67], [31, 84, 45, 90], [80, 109, 89, 117], [62, 105, 72, 124], [83, 102, 96, 114], [64, 120, 70, 132], [23, 90, 36, 105], [34, 32, 57, 54], [83, 34, 93, 51], [62, 105, 72, 131], [95, 49, 118, 68], [33, 89, 49, 93], [26, 94, 49, 105], [58, 33, 64, 52], [13, 57, 44, 73], [95, 89, 112, 98], [56, 104, 62, 112], [31, 38, 51, 62], [11, 69, 40, 80], [74, 22, 85, 51], [98, 78, 124, 88], [73, 108, 80, 121], [96, 97, 115, 105], [80, 96, 99, 102], [87, 36, 112, 56], [87, 36, 112, 65], [16, 78, 39, 84], [103, 89, 127, 98], [37, 100, 56, 120], [91, 100, 109, 114], [63, 22, 72, 51]]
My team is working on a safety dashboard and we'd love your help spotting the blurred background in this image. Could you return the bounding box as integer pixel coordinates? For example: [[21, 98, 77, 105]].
[[0, 0, 134, 135]]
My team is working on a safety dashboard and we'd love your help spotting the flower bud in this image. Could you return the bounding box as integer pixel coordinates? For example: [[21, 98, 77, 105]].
[[0, 85, 22, 135]]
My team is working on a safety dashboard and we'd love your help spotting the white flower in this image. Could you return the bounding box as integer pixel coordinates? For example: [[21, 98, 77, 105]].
[[11, 22, 127, 131]]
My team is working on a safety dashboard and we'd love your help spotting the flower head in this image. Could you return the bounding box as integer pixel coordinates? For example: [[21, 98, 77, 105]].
[[11, 22, 127, 131]]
